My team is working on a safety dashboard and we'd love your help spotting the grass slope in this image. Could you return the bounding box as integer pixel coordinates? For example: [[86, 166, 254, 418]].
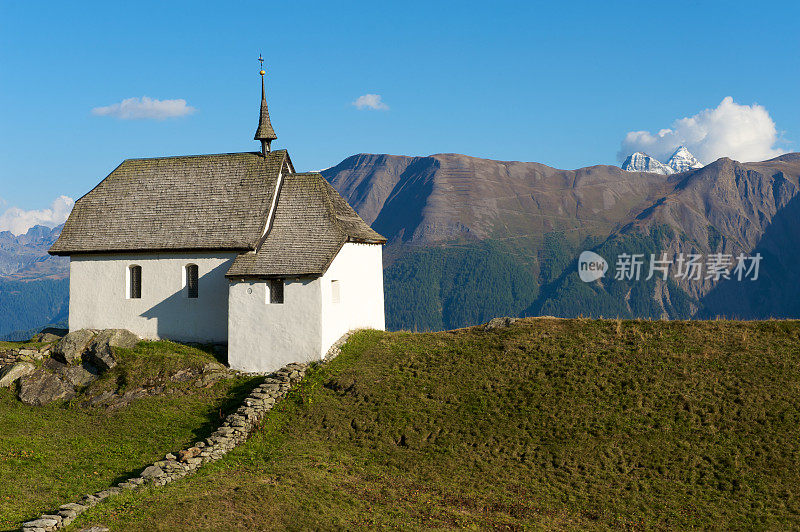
[[69, 320, 800, 530], [0, 341, 261, 530]]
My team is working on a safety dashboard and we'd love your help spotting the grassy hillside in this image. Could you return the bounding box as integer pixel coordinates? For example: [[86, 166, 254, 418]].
[[70, 320, 800, 530], [0, 340, 261, 530]]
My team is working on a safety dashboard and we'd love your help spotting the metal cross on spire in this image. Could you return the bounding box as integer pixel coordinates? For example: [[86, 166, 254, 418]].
[[258, 54, 265, 76]]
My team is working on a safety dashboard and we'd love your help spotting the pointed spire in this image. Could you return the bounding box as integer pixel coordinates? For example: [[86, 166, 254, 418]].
[[254, 55, 277, 156]]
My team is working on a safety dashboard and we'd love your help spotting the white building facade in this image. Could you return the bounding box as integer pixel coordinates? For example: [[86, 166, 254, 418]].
[[228, 242, 384, 372]]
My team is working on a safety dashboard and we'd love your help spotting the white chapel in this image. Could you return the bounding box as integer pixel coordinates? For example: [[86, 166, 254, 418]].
[[49, 65, 386, 372]]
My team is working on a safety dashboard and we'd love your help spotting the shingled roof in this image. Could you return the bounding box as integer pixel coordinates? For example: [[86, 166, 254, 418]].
[[254, 76, 277, 142], [226, 172, 386, 278], [49, 150, 287, 255]]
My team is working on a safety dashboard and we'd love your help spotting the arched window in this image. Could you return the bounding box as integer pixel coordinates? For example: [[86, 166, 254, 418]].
[[186, 264, 199, 298], [129, 265, 142, 299], [267, 279, 284, 304]]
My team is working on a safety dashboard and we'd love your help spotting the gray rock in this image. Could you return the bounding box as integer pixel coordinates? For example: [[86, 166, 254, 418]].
[[141, 465, 165, 479], [43, 358, 99, 387], [484, 316, 518, 330], [63, 364, 100, 387], [178, 447, 201, 462], [194, 371, 227, 388], [86, 342, 117, 372], [60, 502, 87, 512], [31, 332, 63, 343], [202, 361, 227, 373], [79, 526, 110, 532], [92, 329, 139, 350], [22, 517, 59, 528], [0, 361, 36, 388], [18, 370, 76, 405], [31, 327, 68, 343], [53, 329, 96, 364]]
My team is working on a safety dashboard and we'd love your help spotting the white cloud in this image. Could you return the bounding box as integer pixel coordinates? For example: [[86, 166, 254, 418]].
[[0, 195, 75, 235], [352, 94, 389, 111], [619, 97, 786, 164], [91, 96, 196, 120]]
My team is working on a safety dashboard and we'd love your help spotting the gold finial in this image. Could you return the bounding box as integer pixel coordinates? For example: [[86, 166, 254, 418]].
[[258, 54, 265, 76]]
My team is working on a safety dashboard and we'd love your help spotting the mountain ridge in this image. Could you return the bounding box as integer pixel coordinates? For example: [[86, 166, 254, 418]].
[[325, 150, 800, 328]]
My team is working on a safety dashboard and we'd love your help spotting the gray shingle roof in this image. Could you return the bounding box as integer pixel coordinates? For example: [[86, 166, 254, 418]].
[[226, 172, 386, 278], [49, 150, 287, 255], [254, 77, 277, 141]]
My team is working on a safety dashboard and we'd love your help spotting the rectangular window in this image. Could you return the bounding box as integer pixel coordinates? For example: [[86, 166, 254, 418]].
[[186, 264, 199, 298], [268, 279, 284, 304], [331, 280, 340, 304], [129, 265, 142, 299]]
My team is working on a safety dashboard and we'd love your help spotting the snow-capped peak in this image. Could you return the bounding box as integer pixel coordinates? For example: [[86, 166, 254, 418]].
[[621, 152, 674, 175], [666, 146, 704, 173]]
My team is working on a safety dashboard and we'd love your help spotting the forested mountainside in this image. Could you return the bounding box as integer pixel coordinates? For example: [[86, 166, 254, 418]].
[[0, 225, 69, 339]]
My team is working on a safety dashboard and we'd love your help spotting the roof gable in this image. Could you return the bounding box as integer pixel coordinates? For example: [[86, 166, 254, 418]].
[[226, 172, 385, 278], [50, 150, 286, 255]]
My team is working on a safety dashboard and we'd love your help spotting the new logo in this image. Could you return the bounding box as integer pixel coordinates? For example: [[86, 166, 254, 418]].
[[578, 251, 608, 282]]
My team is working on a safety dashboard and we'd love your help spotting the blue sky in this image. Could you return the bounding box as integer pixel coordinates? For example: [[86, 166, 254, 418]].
[[1, 0, 798, 232]]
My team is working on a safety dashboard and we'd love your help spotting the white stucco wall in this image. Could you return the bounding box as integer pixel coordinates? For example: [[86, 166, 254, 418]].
[[227, 242, 385, 373], [320, 242, 385, 356], [69, 252, 238, 343], [228, 277, 323, 372]]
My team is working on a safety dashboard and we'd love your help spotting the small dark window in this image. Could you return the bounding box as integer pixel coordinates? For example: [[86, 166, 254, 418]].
[[129, 265, 142, 299], [269, 279, 284, 304], [186, 264, 199, 298]]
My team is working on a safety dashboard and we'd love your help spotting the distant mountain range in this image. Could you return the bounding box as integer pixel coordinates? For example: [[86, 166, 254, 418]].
[[0, 224, 68, 280], [0, 224, 68, 339], [6, 150, 800, 337], [324, 151, 800, 329], [621, 146, 704, 175]]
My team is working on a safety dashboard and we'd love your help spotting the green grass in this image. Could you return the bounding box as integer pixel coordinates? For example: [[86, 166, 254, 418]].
[[0, 341, 261, 530], [68, 320, 800, 530]]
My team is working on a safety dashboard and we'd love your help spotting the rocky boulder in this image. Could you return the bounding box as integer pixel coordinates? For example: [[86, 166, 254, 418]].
[[140, 465, 165, 480], [52, 329, 96, 364], [83, 330, 140, 372], [0, 361, 36, 388], [31, 327, 68, 343], [86, 342, 118, 372], [43, 358, 99, 387], [18, 369, 76, 405], [92, 329, 139, 350]]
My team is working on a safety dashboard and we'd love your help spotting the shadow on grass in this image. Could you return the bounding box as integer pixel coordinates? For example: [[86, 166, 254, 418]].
[[185, 343, 228, 366], [105, 376, 263, 490]]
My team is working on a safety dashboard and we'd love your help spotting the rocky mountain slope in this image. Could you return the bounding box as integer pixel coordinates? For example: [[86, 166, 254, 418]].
[[325, 151, 800, 328], [324, 152, 672, 248]]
